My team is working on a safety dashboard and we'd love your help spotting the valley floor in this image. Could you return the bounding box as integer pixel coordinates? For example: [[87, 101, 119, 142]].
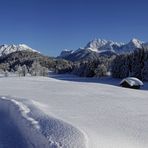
[[0, 75, 148, 148]]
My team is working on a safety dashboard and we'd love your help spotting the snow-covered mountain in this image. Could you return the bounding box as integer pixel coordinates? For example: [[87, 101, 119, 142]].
[[116, 38, 143, 53], [58, 38, 145, 61], [0, 44, 39, 56], [60, 49, 74, 58], [84, 39, 123, 53]]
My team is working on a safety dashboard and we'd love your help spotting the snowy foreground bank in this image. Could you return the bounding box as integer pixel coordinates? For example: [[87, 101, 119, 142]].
[[0, 76, 148, 148], [0, 96, 86, 148]]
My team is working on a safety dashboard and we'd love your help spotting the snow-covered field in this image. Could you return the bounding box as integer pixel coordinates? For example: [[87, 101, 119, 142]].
[[0, 75, 148, 148]]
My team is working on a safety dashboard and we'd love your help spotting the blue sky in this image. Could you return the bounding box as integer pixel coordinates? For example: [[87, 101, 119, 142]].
[[0, 0, 147, 56]]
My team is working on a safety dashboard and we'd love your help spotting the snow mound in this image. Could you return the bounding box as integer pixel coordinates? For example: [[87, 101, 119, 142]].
[[11, 99, 40, 130], [0, 96, 87, 148]]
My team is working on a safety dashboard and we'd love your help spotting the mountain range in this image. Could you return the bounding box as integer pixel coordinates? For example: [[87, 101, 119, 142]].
[[58, 38, 148, 61], [0, 39, 147, 63]]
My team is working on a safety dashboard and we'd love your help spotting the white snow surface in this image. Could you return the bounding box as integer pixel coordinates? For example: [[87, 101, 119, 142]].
[[0, 75, 148, 148], [0, 96, 86, 148], [1, 96, 40, 130]]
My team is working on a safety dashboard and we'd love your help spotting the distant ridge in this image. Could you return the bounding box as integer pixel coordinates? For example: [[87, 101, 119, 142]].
[[0, 44, 39, 56], [58, 38, 147, 61]]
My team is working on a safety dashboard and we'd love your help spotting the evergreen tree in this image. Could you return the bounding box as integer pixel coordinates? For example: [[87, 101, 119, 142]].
[[111, 47, 148, 81]]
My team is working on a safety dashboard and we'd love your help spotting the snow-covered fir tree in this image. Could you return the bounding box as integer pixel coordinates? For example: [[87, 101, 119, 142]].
[[111, 47, 148, 81]]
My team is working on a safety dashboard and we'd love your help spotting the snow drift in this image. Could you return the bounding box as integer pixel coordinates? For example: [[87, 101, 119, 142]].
[[0, 96, 87, 148]]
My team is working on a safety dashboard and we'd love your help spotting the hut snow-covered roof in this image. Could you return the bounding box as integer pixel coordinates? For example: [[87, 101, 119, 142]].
[[120, 77, 143, 88]]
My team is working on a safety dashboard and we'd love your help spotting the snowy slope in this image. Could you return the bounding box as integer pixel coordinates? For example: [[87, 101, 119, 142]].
[[0, 76, 148, 148], [0, 44, 39, 56], [0, 96, 86, 148]]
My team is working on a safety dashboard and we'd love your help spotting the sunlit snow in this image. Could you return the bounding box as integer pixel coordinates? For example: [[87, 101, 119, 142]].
[[0, 75, 148, 148]]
